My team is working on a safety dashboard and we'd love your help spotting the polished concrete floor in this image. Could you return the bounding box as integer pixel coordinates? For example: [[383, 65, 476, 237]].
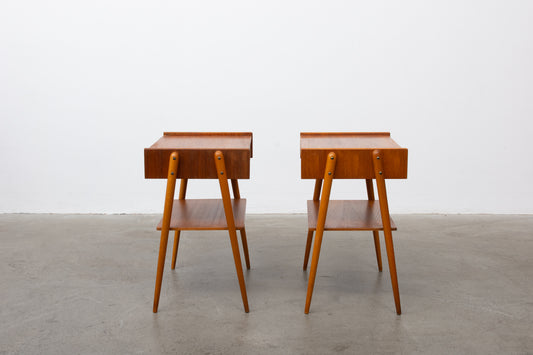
[[1, 214, 532, 354]]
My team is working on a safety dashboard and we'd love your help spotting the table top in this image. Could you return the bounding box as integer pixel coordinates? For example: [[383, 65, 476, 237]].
[[300, 132, 402, 150], [300, 132, 407, 179], [145, 132, 253, 179], [148, 132, 253, 155]]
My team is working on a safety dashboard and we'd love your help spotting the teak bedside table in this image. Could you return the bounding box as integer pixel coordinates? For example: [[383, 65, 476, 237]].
[[144, 132, 253, 313], [300, 132, 408, 314]]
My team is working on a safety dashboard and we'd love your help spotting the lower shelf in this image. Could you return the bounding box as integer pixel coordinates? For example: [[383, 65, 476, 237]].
[[307, 200, 397, 231], [157, 199, 246, 231]]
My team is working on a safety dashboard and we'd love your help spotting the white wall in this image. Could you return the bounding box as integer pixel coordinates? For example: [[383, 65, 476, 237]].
[[1, 1, 532, 214]]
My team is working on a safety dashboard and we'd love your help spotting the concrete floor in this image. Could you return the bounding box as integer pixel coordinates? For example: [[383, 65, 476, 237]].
[[1, 214, 532, 354]]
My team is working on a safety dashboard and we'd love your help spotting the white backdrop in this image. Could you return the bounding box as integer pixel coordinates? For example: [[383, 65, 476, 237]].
[[1, 1, 532, 214]]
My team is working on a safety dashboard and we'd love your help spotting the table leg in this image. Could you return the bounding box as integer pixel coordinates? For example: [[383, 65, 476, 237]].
[[240, 228, 251, 270], [305, 153, 336, 314], [231, 179, 240, 199], [179, 178, 188, 199], [303, 179, 322, 270], [171, 230, 180, 270], [215, 151, 249, 313], [365, 179, 383, 272], [231, 179, 250, 269], [153, 152, 179, 313], [171, 179, 188, 270], [313, 179, 322, 201], [303, 230, 314, 271], [373, 150, 401, 315]]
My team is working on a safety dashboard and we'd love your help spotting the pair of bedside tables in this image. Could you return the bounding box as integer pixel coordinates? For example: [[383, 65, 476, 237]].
[[144, 132, 407, 314]]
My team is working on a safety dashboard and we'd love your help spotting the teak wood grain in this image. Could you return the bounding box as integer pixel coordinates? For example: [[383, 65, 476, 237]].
[[306, 200, 398, 231], [147, 133, 253, 314], [301, 132, 406, 315], [215, 150, 249, 312], [153, 152, 179, 313], [373, 149, 401, 314], [156, 199, 246, 230], [305, 152, 337, 314], [145, 132, 252, 179], [300, 132, 407, 179]]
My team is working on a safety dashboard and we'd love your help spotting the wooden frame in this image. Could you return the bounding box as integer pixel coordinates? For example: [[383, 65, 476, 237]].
[[301, 132, 407, 315], [146, 133, 252, 313]]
